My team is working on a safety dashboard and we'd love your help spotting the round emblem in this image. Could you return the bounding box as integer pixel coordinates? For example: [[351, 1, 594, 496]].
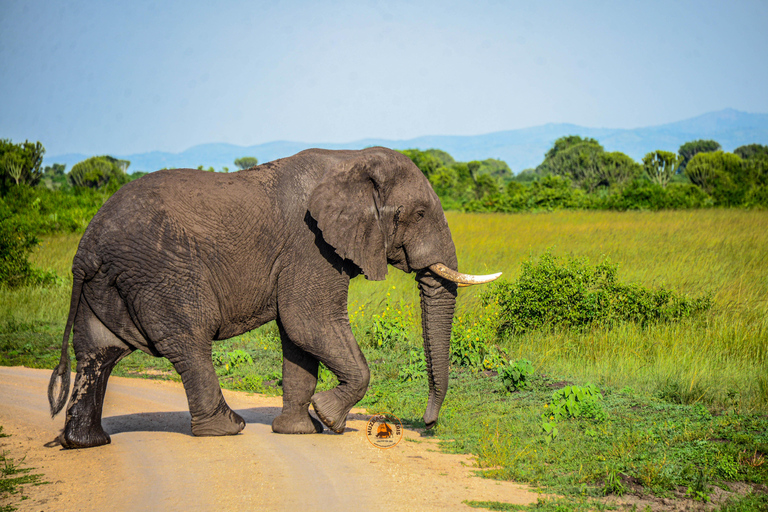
[[365, 413, 403, 449]]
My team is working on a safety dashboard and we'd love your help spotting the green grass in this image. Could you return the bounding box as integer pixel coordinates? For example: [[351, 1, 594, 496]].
[[2, 209, 768, 509], [0, 427, 45, 512]]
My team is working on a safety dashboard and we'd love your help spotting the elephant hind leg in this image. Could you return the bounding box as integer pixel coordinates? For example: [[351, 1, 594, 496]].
[[272, 322, 324, 434], [62, 303, 133, 449], [163, 341, 245, 437]]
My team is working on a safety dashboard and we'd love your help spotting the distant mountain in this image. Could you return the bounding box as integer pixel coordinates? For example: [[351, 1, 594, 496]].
[[46, 109, 768, 174]]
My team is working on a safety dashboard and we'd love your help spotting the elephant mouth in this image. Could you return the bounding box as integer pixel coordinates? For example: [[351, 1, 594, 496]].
[[427, 263, 502, 287]]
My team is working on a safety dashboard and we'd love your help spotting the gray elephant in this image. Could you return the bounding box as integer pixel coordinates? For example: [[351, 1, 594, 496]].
[[48, 147, 499, 449]]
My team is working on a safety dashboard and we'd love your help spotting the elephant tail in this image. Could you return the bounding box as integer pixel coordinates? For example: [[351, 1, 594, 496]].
[[48, 269, 84, 417]]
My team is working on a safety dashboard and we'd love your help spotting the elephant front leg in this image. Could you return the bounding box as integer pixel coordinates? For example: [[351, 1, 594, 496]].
[[306, 326, 370, 434], [164, 341, 245, 437], [272, 322, 324, 434]]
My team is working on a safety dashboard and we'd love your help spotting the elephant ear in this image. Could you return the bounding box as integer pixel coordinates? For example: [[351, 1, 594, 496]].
[[308, 156, 389, 281]]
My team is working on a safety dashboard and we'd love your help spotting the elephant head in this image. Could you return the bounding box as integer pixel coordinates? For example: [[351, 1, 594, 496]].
[[308, 147, 500, 428]]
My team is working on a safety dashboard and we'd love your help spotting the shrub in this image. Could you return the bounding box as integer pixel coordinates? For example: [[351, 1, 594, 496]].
[[69, 156, 130, 189], [498, 359, 534, 392], [482, 251, 712, 336], [451, 308, 504, 369], [599, 180, 712, 210], [0, 202, 57, 287], [399, 348, 426, 382], [549, 383, 605, 421]]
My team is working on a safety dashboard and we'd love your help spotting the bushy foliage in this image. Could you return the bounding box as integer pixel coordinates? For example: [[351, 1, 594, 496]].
[[549, 383, 605, 421], [482, 252, 713, 336], [1, 184, 112, 235], [0, 139, 45, 192], [450, 305, 504, 370], [0, 202, 57, 288], [536, 136, 640, 192], [598, 180, 712, 210], [400, 149, 507, 208], [499, 359, 534, 392], [678, 139, 721, 173], [233, 156, 258, 170], [642, 150, 682, 188], [69, 155, 130, 189], [734, 143, 768, 161]]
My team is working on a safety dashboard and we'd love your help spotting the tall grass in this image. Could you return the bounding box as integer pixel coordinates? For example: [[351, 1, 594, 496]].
[[448, 209, 768, 411], [3, 210, 767, 410]]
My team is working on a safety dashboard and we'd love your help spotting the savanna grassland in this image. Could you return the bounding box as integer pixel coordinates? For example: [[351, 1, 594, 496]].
[[2, 210, 768, 511]]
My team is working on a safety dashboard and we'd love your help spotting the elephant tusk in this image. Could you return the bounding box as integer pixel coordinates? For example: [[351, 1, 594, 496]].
[[428, 263, 502, 286]]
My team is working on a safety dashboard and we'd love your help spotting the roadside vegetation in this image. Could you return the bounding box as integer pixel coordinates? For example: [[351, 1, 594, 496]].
[[0, 427, 45, 512], [2, 137, 768, 510]]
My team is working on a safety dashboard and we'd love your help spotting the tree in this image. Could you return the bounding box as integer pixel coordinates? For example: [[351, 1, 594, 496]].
[[734, 144, 768, 161], [42, 163, 68, 190], [400, 149, 446, 177], [642, 150, 682, 188], [0, 139, 45, 192], [69, 156, 130, 189], [678, 139, 721, 173], [597, 152, 642, 188], [543, 135, 601, 162], [424, 149, 455, 167], [685, 151, 744, 205], [234, 157, 258, 170], [537, 137, 640, 192], [477, 159, 513, 181]]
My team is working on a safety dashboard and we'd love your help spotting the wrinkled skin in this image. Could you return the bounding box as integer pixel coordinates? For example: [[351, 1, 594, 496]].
[[48, 147, 458, 448]]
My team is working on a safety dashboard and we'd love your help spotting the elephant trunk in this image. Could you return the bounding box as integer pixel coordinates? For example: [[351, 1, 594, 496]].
[[418, 270, 457, 429]]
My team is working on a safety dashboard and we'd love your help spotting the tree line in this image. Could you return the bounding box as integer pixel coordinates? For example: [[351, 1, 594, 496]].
[[1, 135, 766, 287], [400, 138, 768, 211]]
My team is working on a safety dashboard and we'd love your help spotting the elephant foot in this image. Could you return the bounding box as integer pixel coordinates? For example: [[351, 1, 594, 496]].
[[272, 409, 324, 434], [191, 408, 246, 437], [59, 423, 111, 449], [310, 390, 349, 433]]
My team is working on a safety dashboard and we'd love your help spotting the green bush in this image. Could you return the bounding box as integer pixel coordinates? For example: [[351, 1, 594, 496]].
[[398, 348, 426, 382], [599, 180, 712, 210], [0, 203, 57, 288], [69, 155, 130, 189], [482, 252, 712, 336], [451, 310, 504, 369], [498, 359, 534, 392], [549, 383, 605, 421]]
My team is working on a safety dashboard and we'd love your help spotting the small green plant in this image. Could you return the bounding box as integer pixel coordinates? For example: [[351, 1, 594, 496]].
[[717, 453, 739, 480], [685, 466, 711, 503], [499, 359, 534, 392], [212, 349, 254, 374], [232, 371, 281, 395], [0, 427, 45, 510], [540, 415, 559, 444], [603, 467, 627, 496], [549, 384, 605, 421], [451, 307, 504, 370], [365, 288, 411, 348], [399, 348, 426, 382]]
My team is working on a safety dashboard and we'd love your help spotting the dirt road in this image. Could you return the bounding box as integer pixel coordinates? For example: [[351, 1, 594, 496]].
[[0, 366, 539, 511]]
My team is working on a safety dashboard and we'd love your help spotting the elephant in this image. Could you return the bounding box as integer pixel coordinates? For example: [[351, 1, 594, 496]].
[[47, 147, 500, 449]]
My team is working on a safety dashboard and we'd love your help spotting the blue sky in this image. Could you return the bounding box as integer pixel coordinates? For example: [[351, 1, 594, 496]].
[[1, 0, 767, 157]]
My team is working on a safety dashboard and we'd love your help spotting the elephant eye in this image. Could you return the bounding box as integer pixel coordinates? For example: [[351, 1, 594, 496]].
[[414, 209, 426, 222]]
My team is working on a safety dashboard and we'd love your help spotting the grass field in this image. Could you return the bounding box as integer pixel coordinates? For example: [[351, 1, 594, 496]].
[[2, 209, 767, 510]]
